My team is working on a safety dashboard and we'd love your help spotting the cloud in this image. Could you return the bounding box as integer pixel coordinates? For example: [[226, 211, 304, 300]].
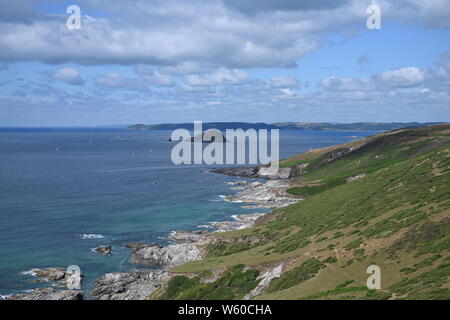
[[378, 67, 425, 88], [404, 0, 450, 28], [320, 76, 375, 91], [95, 72, 127, 88], [0, 0, 448, 69], [321, 67, 425, 92], [0, 0, 36, 24], [223, 0, 351, 15], [3, 57, 450, 125], [158, 61, 213, 75], [133, 66, 174, 86], [268, 75, 299, 88], [1, 1, 450, 125], [95, 70, 170, 91], [182, 68, 251, 86], [95, 72, 152, 92], [0, 4, 319, 68], [53, 67, 84, 85]]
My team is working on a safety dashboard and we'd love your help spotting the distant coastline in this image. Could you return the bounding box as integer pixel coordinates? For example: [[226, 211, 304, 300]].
[[126, 121, 444, 132]]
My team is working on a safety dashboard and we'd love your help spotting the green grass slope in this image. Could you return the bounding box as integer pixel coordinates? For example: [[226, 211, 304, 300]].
[[158, 123, 450, 300]]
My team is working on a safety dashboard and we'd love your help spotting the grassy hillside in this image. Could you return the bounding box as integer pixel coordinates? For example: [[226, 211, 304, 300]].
[[156, 123, 450, 300]]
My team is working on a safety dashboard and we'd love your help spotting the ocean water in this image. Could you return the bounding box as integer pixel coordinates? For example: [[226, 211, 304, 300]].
[[0, 128, 376, 295]]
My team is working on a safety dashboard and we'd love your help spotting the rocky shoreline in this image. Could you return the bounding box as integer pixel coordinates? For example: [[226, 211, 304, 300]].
[[223, 179, 299, 209], [4, 267, 84, 300], [6, 169, 299, 300], [211, 166, 292, 180]]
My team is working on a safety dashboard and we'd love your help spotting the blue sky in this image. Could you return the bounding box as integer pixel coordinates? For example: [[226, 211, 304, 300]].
[[0, 0, 449, 126]]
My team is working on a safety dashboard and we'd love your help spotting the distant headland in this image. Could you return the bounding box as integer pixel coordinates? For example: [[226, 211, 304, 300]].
[[126, 122, 444, 132]]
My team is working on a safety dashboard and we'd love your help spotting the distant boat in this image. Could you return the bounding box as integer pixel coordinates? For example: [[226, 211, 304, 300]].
[[55, 148, 60, 152]]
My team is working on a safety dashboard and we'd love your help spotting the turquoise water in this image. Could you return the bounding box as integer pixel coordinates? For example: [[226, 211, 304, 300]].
[[0, 128, 375, 295]]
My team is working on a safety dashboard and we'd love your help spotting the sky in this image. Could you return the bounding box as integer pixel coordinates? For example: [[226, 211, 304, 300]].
[[0, 0, 449, 126]]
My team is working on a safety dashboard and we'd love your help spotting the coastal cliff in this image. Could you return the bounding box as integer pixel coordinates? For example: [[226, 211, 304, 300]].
[[10, 123, 450, 300], [148, 123, 450, 300]]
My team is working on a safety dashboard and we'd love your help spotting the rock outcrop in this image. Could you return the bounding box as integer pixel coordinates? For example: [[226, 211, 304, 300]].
[[7, 288, 83, 300], [169, 230, 208, 243], [346, 173, 366, 183], [225, 180, 299, 209], [128, 243, 202, 268], [90, 270, 168, 300], [95, 245, 112, 255], [212, 166, 291, 180], [212, 213, 266, 232], [244, 264, 283, 300], [33, 267, 66, 281], [21, 267, 83, 288], [212, 166, 260, 178]]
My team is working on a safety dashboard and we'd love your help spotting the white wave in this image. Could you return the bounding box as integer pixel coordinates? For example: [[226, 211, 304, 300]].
[[80, 233, 105, 239], [19, 269, 37, 277], [169, 230, 177, 237], [197, 223, 217, 229]]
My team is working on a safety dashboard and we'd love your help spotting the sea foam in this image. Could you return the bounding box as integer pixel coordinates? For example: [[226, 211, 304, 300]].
[[80, 233, 105, 239]]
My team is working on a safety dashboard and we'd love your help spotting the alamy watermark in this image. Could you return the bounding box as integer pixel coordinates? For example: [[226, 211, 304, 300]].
[[66, 265, 82, 289], [170, 121, 280, 173], [366, 4, 381, 30], [66, 5, 81, 30], [366, 265, 381, 290]]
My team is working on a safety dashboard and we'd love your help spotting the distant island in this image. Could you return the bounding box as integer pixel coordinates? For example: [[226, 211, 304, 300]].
[[126, 122, 444, 132]]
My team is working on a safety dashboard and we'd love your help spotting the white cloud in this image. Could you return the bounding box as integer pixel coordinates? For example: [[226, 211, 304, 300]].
[[379, 67, 424, 88], [95, 72, 148, 92], [134, 66, 174, 86], [183, 68, 251, 86], [320, 76, 375, 91], [95, 73, 127, 88], [321, 67, 425, 92], [0, 0, 448, 69], [268, 75, 299, 88], [404, 0, 450, 28], [279, 88, 301, 98], [53, 68, 84, 85]]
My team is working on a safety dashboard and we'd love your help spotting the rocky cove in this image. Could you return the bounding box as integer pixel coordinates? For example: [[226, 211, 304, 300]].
[[4, 169, 299, 300]]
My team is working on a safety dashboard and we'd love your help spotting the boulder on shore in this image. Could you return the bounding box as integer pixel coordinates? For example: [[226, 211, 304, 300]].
[[90, 270, 168, 300], [7, 288, 83, 300], [127, 242, 202, 268], [95, 245, 112, 255], [21, 267, 83, 288], [212, 166, 291, 180]]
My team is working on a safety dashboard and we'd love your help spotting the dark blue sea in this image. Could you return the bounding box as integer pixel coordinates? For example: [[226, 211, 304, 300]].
[[0, 128, 376, 296]]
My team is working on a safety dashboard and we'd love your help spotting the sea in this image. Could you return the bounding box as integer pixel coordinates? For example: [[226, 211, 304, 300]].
[[0, 128, 376, 296]]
